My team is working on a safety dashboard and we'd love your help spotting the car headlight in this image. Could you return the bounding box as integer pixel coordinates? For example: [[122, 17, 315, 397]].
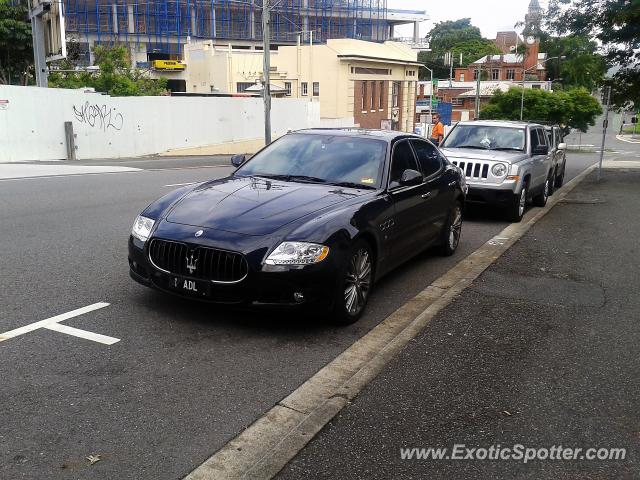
[[491, 163, 508, 177], [265, 242, 330, 265], [132, 215, 155, 242]]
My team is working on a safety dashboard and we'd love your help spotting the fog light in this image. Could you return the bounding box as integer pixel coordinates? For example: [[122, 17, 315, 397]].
[[293, 292, 305, 303]]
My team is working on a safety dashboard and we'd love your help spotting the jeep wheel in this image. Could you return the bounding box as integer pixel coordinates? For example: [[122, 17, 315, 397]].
[[506, 183, 528, 223], [533, 176, 550, 207], [555, 162, 566, 188]]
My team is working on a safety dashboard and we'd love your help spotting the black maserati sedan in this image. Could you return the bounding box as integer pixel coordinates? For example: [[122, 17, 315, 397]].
[[128, 129, 466, 323]]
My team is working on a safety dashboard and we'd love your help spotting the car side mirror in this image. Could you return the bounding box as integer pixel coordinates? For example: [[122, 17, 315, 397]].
[[558, 142, 567, 151], [231, 154, 246, 167], [533, 145, 549, 156], [399, 169, 423, 186]]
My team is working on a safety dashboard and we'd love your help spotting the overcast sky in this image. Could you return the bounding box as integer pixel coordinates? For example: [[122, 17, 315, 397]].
[[389, 0, 541, 39]]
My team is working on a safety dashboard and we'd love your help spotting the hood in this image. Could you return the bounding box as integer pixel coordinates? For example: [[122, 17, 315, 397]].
[[441, 147, 528, 163], [165, 176, 368, 235]]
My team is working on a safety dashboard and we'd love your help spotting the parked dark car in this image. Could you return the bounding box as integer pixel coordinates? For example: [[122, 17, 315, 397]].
[[128, 129, 466, 323]]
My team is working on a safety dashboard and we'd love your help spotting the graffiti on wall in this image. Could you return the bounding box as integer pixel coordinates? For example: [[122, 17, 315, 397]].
[[72, 102, 124, 131]]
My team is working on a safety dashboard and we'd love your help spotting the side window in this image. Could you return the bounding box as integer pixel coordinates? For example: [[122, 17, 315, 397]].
[[530, 129, 541, 150], [390, 140, 419, 186], [539, 129, 548, 146], [410, 140, 441, 177]]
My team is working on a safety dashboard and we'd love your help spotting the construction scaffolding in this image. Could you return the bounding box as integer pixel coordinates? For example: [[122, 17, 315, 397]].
[[63, 0, 388, 57]]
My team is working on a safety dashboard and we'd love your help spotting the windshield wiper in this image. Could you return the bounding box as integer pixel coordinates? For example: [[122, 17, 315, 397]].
[[491, 147, 523, 151], [255, 174, 326, 183], [326, 181, 376, 190]]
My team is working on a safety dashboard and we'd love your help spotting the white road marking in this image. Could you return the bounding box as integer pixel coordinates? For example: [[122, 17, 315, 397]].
[[0, 164, 140, 180], [44, 323, 120, 345], [0, 302, 118, 345], [164, 181, 198, 187]]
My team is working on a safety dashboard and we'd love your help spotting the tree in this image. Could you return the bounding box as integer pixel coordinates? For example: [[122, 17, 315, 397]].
[[547, 0, 640, 107], [540, 35, 607, 91], [419, 18, 499, 80], [49, 45, 167, 96], [0, 0, 33, 85], [481, 87, 602, 133]]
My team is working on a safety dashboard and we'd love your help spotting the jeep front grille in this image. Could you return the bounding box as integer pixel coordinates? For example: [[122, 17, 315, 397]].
[[451, 160, 489, 180]]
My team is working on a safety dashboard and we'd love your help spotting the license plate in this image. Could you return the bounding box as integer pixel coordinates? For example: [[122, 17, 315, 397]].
[[167, 276, 211, 298]]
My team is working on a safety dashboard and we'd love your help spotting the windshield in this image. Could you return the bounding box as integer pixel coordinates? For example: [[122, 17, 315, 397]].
[[234, 133, 387, 188], [442, 125, 526, 151]]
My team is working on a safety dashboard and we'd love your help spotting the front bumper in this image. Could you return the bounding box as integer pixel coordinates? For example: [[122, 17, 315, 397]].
[[128, 236, 341, 308], [465, 186, 517, 205]]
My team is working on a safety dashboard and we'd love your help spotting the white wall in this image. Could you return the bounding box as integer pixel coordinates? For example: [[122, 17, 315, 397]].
[[0, 85, 320, 161]]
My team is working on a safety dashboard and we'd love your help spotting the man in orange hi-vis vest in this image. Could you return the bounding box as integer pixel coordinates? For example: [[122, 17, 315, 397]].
[[430, 112, 445, 147]]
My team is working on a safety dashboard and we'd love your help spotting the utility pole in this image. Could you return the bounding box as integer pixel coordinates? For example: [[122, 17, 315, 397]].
[[597, 85, 612, 181], [475, 65, 481, 119], [262, 0, 272, 145], [29, 0, 50, 87]]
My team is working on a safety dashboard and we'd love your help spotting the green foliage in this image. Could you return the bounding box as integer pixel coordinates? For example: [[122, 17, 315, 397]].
[[481, 87, 602, 133], [540, 35, 607, 91], [49, 45, 168, 96], [547, 0, 640, 107], [0, 0, 33, 85], [419, 18, 498, 80]]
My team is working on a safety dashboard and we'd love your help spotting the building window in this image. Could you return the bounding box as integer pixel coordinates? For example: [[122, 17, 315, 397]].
[[460, 73, 465, 81], [506, 68, 515, 80], [353, 67, 390, 75], [451, 97, 463, 106], [312, 82, 319, 96], [301, 82, 308, 96], [473, 70, 479, 80], [491, 69, 500, 80], [362, 81, 367, 111], [392, 81, 399, 108], [532, 84, 541, 89], [371, 81, 376, 110], [406, 70, 415, 77], [284, 81, 291, 96], [236, 82, 254, 93], [379, 81, 384, 109]]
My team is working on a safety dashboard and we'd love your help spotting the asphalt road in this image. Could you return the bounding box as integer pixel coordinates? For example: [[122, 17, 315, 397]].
[[0, 141, 612, 479]]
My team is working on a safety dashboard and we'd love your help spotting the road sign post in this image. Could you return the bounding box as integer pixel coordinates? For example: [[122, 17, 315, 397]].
[[597, 86, 611, 181]]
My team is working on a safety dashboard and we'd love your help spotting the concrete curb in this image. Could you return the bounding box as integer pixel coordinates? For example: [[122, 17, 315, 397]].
[[184, 163, 602, 480]]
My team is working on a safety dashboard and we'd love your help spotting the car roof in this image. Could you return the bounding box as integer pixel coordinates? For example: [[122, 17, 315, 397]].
[[291, 128, 420, 142]]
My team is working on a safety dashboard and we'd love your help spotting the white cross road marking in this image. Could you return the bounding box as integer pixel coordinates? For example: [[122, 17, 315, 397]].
[[0, 302, 119, 345]]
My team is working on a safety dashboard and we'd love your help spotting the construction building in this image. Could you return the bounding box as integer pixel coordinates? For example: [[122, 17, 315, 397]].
[[61, 0, 428, 66]]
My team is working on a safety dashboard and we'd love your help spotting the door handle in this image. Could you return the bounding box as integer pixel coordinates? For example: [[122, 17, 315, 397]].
[[421, 191, 432, 199]]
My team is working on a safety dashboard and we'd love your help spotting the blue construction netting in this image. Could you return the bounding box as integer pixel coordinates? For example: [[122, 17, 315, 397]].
[[63, 0, 388, 55]]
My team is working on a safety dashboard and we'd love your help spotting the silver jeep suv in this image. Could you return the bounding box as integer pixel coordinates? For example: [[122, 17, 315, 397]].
[[440, 120, 554, 222]]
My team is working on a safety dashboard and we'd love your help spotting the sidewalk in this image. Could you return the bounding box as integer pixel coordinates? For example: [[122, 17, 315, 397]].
[[276, 168, 640, 480]]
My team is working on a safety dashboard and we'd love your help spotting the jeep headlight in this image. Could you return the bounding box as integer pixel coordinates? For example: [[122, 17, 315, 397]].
[[265, 242, 330, 265], [491, 163, 508, 177], [132, 215, 155, 242]]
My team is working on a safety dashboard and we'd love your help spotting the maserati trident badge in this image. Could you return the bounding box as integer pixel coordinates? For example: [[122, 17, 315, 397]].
[[195, 230, 203, 237], [186, 252, 198, 274]]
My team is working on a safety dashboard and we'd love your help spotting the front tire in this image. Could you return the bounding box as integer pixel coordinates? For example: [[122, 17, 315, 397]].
[[555, 162, 566, 188], [438, 202, 463, 256], [330, 240, 373, 325], [506, 182, 528, 222], [532, 176, 550, 207]]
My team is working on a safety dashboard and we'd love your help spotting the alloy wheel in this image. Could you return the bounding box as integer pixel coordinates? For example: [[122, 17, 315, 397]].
[[518, 188, 527, 216], [344, 248, 372, 315], [449, 206, 463, 250]]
